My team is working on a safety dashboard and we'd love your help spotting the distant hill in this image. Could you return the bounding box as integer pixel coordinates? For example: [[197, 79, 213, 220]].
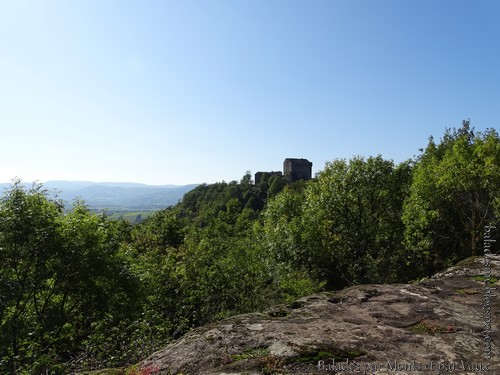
[[0, 181, 199, 211]]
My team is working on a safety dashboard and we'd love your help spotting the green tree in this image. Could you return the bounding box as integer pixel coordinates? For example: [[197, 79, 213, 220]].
[[0, 182, 141, 373], [0, 181, 64, 373], [267, 175, 287, 199], [403, 121, 500, 276], [305, 156, 412, 286], [263, 156, 412, 288], [58, 202, 141, 365], [132, 208, 183, 251], [262, 184, 308, 267], [240, 170, 253, 185]]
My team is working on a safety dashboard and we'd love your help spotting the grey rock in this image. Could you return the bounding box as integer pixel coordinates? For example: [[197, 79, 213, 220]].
[[141, 256, 500, 374]]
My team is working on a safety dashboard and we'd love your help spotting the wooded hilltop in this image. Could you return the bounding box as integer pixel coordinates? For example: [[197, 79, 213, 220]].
[[0, 120, 499, 373]]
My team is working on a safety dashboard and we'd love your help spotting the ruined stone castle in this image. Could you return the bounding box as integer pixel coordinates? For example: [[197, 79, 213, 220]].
[[255, 158, 312, 185]]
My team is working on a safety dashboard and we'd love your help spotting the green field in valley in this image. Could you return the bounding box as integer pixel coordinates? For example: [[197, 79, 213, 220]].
[[106, 211, 156, 223]]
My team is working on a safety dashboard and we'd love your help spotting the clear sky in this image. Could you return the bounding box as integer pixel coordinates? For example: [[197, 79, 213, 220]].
[[1, 0, 499, 185]]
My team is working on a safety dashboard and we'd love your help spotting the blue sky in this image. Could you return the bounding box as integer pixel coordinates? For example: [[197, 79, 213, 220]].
[[1, 0, 499, 185]]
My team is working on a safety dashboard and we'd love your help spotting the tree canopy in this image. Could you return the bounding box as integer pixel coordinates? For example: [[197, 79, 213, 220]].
[[403, 120, 500, 275]]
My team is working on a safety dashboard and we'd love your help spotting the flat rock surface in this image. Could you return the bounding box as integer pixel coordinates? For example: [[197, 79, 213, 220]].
[[141, 256, 500, 374]]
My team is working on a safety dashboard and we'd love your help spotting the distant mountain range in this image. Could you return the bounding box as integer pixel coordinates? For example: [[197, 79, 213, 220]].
[[0, 181, 199, 211]]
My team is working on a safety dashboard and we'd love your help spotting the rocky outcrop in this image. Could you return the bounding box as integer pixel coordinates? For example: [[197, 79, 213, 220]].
[[141, 256, 500, 374]]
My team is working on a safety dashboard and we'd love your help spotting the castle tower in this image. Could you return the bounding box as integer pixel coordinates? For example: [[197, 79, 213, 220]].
[[283, 158, 312, 183]]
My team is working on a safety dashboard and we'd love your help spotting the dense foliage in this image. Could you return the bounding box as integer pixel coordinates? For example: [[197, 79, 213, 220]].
[[403, 122, 500, 276], [0, 121, 498, 373], [261, 156, 413, 289]]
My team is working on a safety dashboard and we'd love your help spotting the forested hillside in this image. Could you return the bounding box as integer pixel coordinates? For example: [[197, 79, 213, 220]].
[[0, 121, 499, 374]]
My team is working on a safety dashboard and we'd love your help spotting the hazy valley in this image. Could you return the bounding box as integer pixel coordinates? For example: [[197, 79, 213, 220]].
[[0, 180, 199, 212]]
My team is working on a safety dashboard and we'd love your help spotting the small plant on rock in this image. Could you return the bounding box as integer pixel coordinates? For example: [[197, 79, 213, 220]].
[[408, 320, 453, 335], [127, 365, 160, 375]]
